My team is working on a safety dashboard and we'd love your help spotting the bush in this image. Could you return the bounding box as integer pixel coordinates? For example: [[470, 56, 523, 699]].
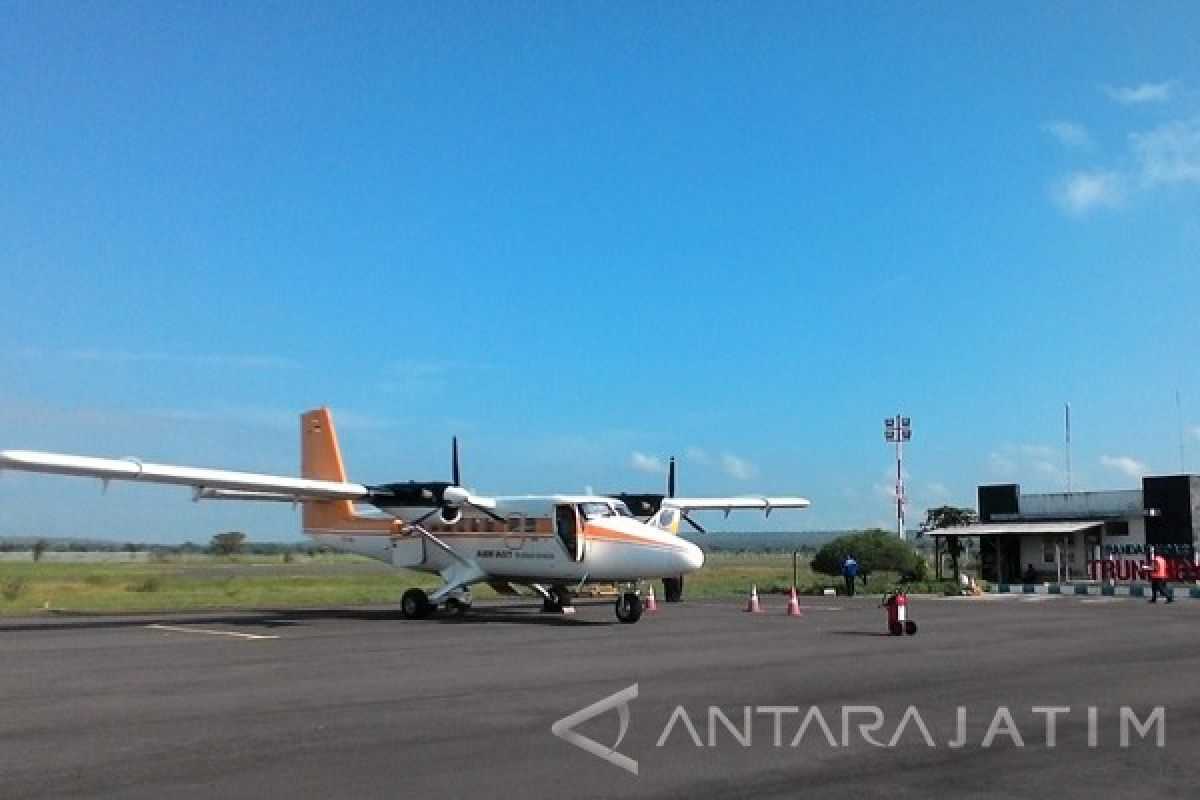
[[811, 529, 927, 581], [130, 577, 162, 593], [2, 577, 27, 601]]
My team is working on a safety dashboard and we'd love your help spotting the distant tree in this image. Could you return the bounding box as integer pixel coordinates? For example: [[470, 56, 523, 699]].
[[123, 542, 144, 553], [209, 532, 247, 557], [924, 506, 978, 530], [811, 529, 927, 582], [32, 539, 49, 562], [923, 506, 978, 581]]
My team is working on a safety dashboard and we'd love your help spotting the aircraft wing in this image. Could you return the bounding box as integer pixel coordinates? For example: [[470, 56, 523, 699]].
[[662, 496, 811, 514], [0, 450, 369, 501]]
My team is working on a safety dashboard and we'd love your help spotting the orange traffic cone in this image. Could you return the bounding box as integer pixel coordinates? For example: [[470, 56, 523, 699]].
[[786, 587, 802, 617], [745, 584, 763, 613], [644, 585, 658, 612]]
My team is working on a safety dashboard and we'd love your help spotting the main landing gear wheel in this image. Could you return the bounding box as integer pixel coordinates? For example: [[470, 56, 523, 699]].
[[401, 588, 433, 620], [615, 591, 644, 624]]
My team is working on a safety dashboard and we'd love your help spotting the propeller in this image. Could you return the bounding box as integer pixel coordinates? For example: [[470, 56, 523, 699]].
[[367, 435, 504, 524], [444, 436, 505, 524], [667, 456, 706, 534], [607, 455, 705, 532]]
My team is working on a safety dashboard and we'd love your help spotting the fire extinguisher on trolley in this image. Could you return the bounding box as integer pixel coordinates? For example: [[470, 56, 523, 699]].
[[883, 589, 918, 636]]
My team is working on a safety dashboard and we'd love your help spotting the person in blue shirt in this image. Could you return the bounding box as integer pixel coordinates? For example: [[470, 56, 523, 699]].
[[842, 554, 860, 597]]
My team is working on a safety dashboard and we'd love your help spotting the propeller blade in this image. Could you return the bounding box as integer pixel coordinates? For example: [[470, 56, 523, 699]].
[[452, 436, 461, 486], [667, 456, 676, 498]]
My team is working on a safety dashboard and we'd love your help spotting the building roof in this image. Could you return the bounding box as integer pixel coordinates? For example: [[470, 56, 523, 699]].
[[924, 520, 1104, 537]]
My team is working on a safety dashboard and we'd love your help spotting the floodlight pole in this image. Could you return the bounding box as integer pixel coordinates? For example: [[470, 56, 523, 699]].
[[884, 414, 912, 541]]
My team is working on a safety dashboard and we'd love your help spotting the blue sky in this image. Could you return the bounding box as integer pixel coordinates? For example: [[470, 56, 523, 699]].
[[2, 2, 1199, 542]]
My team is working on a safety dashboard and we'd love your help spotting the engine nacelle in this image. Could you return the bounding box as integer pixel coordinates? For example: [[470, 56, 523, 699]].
[[439, 505, 462, 525]]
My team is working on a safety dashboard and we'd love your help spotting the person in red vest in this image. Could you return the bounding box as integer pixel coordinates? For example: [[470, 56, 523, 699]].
[[1144, 550, 1173, 604]]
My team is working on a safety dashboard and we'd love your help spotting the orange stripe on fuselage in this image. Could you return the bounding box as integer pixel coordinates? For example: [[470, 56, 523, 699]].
[[583, 523, 693, 555]]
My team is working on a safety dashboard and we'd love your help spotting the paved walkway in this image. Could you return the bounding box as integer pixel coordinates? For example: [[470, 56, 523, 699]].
[[991, 581, 1200, 599]]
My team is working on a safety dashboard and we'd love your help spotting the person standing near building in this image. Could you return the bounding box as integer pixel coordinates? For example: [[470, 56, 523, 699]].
[[842, 554, 859, 597], [1145, 550, 1173, 603]]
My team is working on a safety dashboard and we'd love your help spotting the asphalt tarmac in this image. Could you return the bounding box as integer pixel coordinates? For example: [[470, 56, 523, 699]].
[[1, 592, 1196, 799]]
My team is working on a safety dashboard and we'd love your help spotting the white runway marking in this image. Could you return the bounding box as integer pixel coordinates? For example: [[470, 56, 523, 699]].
[[146, 623, 278, 640]]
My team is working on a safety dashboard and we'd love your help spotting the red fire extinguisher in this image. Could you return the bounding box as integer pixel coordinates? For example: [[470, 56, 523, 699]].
[[883, 589, 918, 636]]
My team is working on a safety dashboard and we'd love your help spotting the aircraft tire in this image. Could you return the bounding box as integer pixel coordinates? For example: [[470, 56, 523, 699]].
[[615, 592, 644, 624], [401, 588, 433, 619], [888, 620, 903, 636], [905, 620, 918, 635]]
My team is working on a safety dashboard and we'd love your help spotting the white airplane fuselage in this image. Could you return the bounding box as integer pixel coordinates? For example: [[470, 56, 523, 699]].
[[307, 495, 706, 583]]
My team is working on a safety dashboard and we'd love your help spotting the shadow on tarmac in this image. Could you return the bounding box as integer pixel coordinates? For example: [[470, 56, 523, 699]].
[[0, 603, 615, 633]]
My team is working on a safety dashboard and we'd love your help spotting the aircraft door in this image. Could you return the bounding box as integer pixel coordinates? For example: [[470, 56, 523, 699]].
[[555, 504, 585, 562]]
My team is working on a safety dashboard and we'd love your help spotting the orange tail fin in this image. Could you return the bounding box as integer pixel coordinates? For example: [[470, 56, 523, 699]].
[[300, 408, 395, 534]]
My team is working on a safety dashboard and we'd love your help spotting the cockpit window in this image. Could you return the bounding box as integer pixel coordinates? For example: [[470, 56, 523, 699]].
[[612, 501, 634, 518], [652, 507, 679, 530], [578, 502, 617, 520]]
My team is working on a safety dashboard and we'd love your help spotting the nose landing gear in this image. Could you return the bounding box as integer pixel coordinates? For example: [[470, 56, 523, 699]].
[[615, 590, 643, 624]]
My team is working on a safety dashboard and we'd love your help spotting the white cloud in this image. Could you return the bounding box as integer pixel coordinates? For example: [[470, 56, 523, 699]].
[[873, 482, 896, 500], [922, 482, 952, 500], [1132, 118, 1200, 186], [1033, 459, 1067, 483], [988, 444, 1068, 487], [1052, 170, 1126, 215], [1044, 121, 1094, 150], [987, 451, 1016, 477], [683, 446, 756, 480], [630, 451, 667, 475], [1017, 444, 1055, 459], [1100, 454, 1148, 479], [720, 453, 756, 481], [1046, 82, 1200, 215], [1105, 82, 1172, 105], [684, 446, 714, 468]]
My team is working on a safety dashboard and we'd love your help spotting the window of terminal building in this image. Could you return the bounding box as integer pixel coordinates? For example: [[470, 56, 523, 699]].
[[1105, 520, 1130, 537], [1042, 535, 1076, 564]]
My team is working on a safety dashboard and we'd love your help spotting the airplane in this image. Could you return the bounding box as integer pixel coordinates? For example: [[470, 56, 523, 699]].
[[0, 408, 810, 623]]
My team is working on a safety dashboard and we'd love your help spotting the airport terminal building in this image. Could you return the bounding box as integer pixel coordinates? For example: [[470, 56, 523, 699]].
[[928, 475, 1200, 585]]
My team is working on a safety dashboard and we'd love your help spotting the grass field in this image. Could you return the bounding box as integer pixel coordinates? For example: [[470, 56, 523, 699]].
[[0, 552, 931, 615]]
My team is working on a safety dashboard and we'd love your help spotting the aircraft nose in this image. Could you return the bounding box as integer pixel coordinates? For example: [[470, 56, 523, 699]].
[[681, 539, 705, 571]]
